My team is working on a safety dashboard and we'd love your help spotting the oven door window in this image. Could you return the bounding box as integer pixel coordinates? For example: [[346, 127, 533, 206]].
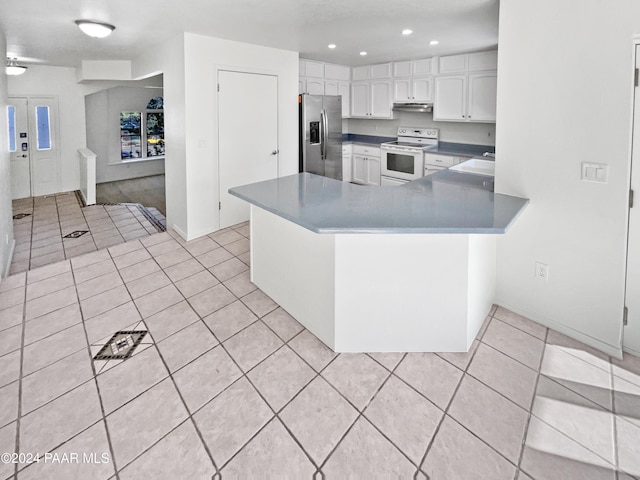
[[386, 152, 415, 175]]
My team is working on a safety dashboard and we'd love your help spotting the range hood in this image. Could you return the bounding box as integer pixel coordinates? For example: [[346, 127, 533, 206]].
[[392, 102, 433, 113]]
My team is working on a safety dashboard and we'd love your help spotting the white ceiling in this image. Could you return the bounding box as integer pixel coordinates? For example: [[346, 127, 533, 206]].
[[1, 0, 499, 69]]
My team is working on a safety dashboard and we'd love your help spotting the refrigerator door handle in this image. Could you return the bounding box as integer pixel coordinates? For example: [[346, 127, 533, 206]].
[[320, 109, 326, 160]]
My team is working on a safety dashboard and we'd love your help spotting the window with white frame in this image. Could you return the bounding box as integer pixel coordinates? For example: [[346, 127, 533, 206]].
[[120, 97, 164, 160]]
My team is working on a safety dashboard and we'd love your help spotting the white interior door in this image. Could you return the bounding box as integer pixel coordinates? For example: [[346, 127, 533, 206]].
[[8, 97, 31, 199], [218, 70, 278, 228], [625, 44, 640, 355], [8, 96, 61, 198]]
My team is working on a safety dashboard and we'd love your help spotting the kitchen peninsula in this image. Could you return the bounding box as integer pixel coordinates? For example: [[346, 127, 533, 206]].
[[230, 171, 528, 353]]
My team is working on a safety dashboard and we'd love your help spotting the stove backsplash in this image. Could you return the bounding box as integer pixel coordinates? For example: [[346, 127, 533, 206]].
[[343, 111, 496, 146]]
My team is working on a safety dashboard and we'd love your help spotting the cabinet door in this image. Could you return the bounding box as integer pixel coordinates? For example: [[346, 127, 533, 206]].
[[325, 63, 350, 80], [411, 77, 433, 102], [352, 66, 370, 81], [351, 82, 369, 117], [324, 80, 339, 96], [352, 155, 367, 184], [393, 61, 412, 77], [439, 54, 468, 74], [370, 80, 392, 118], [434, 75, 467, 121], [370, 63, 392, 78], [342, 154, 352, 182], [393, 79, 412, 101], [306, 78, 324, 95], [468, 51, 498, 71], [366, 157, 381, 185], [467, 73, 497, 122], [338, 82, 350, 117], [413, 58, 434, 75], [298, 78, 306, 94], [305, 61, 324, 78]]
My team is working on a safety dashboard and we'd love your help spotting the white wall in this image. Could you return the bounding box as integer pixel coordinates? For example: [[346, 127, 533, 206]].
[[0, 31, 15, 278], [137, 33, 298, 240], [132, 34, 187, 238], [85, 86, 165, 183], [8, 66, 87, 193], [494, 0, 640, 356], [347, 111, 496, 146]]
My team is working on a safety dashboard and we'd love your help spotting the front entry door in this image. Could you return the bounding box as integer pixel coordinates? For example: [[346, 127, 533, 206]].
[[217, 70, 279, 228], [8, 96, 61, 198], [9, 98, 30, 199]]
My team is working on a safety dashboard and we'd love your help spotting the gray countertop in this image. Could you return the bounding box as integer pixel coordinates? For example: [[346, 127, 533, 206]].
[[229, 172, 528, 234], [342, 134, 495, 158]]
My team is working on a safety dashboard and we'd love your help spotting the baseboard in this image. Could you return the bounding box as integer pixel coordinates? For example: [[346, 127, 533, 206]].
[[623, 345, 640, 357], [495, 300, 623, 359], [171, 224, 188, 241], [2, 238, 16, 279]]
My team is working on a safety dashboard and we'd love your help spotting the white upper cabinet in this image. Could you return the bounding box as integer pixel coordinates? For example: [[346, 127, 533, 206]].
[[393, 58, 435, 77], [393, 76, 433, 102], [413, 58, 435, 75], [467, 73, 497, 122], [370, 63, 392, 78], [393, 61, 412, 77], [305, 78, 325, 95], [351, 80, 392, 118], [304, 61, 324, 78], [325, 80, 351, 117], [352, 66, 370, 81], [434, 75, 467, 120], [434, 72, 497, 123], [439, 54, 468, 74], [439, 50, 498, 73], [468, 51, 498, 71], [324, 63, 351, 80]]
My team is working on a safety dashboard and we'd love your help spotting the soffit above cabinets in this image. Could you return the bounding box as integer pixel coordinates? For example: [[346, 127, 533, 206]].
[[0, 0, 498, 69]]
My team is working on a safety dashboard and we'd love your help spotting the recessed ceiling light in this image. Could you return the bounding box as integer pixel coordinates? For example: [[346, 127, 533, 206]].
[[75, 20, 116, 38], [6, 58, 27, 76], [402, 29, 413, 36], [328, 44, 336, 49], [360, 51, 367, 56], [429, 40, 439, 45]]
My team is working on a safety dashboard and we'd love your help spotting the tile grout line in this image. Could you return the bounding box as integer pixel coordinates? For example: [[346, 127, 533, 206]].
[[106, 239, 221, 476], [515, 322, 549, 478], [11, 277, 27, 479], [69, 260, 121, 480]]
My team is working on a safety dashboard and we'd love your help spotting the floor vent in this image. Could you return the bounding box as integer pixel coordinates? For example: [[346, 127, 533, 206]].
[[93, 331, 148, 360], [12, 213, 31, 220]]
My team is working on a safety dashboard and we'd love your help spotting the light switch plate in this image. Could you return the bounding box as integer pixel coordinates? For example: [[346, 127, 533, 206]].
[[581, 162, 608, 183]]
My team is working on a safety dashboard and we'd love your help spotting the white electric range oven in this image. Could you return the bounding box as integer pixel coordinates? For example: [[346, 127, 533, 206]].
[[380, 127, 439, 184]]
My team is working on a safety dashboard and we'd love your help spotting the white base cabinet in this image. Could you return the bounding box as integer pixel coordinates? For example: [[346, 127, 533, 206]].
[[351, 145, 380, 185]]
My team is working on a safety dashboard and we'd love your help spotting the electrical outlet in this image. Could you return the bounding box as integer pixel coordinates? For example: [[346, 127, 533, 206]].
[[535, 262, 549, 281]]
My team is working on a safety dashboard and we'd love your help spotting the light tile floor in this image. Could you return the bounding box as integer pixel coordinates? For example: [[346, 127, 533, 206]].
[[0, 222, 639, 479], [10, 193, 164, 275]]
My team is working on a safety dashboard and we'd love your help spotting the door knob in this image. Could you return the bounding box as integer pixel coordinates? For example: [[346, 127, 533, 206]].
[[271, 150, 279, 155]]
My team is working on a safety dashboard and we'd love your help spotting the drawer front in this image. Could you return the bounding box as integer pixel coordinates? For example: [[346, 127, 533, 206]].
[[352, 144, 380, 157], [424, 153, 456, 167], [342, 145, 353, 155]]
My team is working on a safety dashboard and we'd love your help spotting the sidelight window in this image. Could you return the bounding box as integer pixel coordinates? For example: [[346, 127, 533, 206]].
[[7, 106, 16, 152], [35, 105, 51, 150]]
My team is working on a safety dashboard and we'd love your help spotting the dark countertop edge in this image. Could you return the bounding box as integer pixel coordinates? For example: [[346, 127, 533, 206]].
[[342, 134, 496, 157], [342, 133, 395, 145]]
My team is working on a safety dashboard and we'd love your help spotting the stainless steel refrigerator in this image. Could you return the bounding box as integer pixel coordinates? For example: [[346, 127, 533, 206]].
[[299, 94, 343, 180]]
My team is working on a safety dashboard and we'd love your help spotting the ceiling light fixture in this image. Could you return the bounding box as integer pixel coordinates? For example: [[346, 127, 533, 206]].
[[360, 51, 367, 56], [6, 58, 27, 76], [75, 20, 116, 38], [402, 29, 413, 35], [328, 44, 336, 49], [429, 40, 439, 45]]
